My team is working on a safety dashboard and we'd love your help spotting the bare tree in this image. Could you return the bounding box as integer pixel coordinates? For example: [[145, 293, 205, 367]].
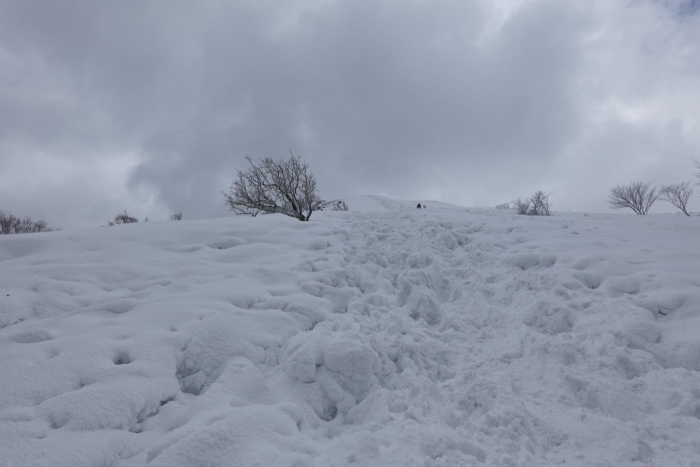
[[106, 210, 139, 226], [511, 197, 531, 215], [0, 211, 13, 234], [0, 211, 56, 234], [660, 182, 693, 216], [608, 181, 659, 215], [529, 190, 552, 216], [170, 211, 183, 221], [331, 200, 349, 211], [222, 153, 324, 221], [693, 157, 700, 185]]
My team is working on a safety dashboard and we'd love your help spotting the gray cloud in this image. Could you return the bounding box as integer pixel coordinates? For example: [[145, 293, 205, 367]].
[[1, 0, 699, 228]]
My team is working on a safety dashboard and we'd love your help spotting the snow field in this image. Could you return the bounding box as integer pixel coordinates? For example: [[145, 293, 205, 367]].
[[1, 195, 699, 466]]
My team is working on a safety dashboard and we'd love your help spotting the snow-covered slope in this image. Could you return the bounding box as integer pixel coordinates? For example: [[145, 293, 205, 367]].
[[1, 196, 699, 466], [345, 194, 469, 212]]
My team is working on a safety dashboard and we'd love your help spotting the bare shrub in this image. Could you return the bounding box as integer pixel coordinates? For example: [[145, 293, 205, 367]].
[[0, 211, 56, 234], [660, 182, 693, 216], [0, 212, 13, 234], [608, 181, 658, 215], [511, 197, 531, 215], [495, 203, 510, 210], [107, 210, 139, 226], [170, 211, 183, 221], [331, 200, 349, 211], [222, 153, 324, 221], [529, 190, 552, 216]]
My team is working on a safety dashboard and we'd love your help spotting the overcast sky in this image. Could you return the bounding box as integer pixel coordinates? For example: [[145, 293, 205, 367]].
[[1, 0, 699, 228]]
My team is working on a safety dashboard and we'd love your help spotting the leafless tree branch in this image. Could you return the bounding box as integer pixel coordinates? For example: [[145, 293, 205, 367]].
[[660, 182, 693, 216], [222, 153, 324, 221], [608, 181, 659, 215]]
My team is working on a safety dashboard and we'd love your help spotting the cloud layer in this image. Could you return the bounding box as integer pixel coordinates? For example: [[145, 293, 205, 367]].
[[1, 0, 699, 226]]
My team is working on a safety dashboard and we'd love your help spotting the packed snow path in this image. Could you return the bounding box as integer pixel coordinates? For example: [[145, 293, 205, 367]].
[[1, 196, 700, 466]]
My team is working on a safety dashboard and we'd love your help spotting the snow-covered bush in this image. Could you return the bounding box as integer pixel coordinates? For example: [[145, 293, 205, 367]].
[[512, 191, 552, 216], [331, 200, 349, 211], [528, 190, 552, 216], [106, 210, 139, 226], [511, 197, 531, 215], [0, 211, 56, 234]]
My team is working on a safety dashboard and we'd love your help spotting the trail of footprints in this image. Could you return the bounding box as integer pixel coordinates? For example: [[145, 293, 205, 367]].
[[271, 211, 700, 464]]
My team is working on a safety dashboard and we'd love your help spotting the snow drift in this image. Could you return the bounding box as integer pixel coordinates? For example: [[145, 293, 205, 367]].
[[1, 195, 699, 466]]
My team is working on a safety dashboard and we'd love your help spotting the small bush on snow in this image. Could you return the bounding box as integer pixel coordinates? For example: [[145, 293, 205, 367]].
[[511, 197, 531, 215], [0, 211, 56, 234], [331, 200, 349, 211], [529, 190, 552, 216], [106, 210, 139, 226], [512, 191, 552, 216]]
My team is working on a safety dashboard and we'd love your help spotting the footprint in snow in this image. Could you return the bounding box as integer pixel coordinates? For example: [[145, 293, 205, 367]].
[[8, 329, 55, 344]]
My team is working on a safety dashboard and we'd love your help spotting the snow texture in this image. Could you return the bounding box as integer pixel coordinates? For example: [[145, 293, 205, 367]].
[[1, 194, 700, 466]]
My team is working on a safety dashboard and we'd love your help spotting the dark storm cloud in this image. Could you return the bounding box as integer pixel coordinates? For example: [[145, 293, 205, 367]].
[[1, 0, 699, 227]]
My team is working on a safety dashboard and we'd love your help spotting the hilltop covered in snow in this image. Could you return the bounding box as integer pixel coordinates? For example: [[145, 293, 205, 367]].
[[1, 195, 699, 466]]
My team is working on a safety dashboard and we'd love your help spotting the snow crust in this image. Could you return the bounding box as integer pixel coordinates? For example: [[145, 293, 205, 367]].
[[1, 194, 700, 466]]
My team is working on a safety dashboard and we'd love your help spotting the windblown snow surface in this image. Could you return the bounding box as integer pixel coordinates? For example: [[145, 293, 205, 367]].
[[1, 195, 700, 467]]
